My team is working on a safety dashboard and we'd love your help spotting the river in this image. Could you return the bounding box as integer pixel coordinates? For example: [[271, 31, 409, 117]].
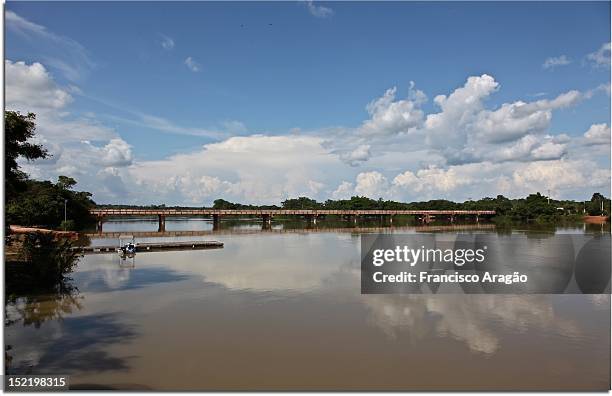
[[5, 219, 610, 390]]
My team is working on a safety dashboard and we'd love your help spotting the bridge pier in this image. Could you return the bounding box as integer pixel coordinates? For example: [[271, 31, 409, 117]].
[[419, 214, 432, 224], [212, 214, 221, 231], [158, 214, 166, 232], [262, 214, 272, 230], [306, 214, 318, 225]]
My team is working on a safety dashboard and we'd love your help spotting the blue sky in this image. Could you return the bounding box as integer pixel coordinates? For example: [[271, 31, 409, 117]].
[[5, 1, 611, 205]]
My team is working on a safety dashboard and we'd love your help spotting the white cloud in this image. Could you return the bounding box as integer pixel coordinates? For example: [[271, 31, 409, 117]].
[[529, 140, 567, 160], [473, 90, 582, 143], [331, 181, 354, 200], [99, 138, 134, 167], [361, 83, 426, 136], [184, 56, 201, 72], [511, 159, 609, 195], [339, 144, 371, 166], [542, 55, 571, 69], [5, 60, 116, 142], [583, 123, 611, 146], [5, 60, 73, 110], [392, 166, 471, 195], [160, 34, 175, 50], [587, 42, 611, 68], [124, 135, 345, 205], [305, 1, 334, 18], [354, 171, 388, 198], [424, 74, 499, 148], [116, 112, 225, 138], [6, 11, 93, 81]]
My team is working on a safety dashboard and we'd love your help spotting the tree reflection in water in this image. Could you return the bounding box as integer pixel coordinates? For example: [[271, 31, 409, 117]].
[[5, 233, 83, 373]]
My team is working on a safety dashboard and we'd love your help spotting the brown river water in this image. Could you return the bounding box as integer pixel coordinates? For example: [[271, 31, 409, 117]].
[[5, 219, 611, 390]]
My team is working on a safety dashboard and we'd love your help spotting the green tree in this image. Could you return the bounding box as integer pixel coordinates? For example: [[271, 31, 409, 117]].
[[6, 176, 95, 229], [5, 111, 48, 200], [282, 197, 322, 209], [586, 193, 610, 216], [57, 175, 77, 190], [213, 199, 238, 209]]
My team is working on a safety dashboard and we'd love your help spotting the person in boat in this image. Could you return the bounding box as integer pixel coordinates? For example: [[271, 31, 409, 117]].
[[120, 242, 136, 255]]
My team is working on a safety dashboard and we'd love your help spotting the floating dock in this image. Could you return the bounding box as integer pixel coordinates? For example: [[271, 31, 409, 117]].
[[74, 240, 224, 254]]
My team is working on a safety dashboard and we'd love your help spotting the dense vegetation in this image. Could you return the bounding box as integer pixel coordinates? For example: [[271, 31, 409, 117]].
[[5, 111, 96, 230]]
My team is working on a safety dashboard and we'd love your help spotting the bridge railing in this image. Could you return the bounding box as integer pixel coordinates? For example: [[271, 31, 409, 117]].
[[90, 209, 496, 216]]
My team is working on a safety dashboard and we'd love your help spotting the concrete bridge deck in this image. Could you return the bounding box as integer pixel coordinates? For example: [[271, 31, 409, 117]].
[[91, 208, 495, 232]]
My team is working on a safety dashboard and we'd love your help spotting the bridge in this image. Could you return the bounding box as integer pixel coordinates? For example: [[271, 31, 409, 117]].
[[90, 208, 496, 232]]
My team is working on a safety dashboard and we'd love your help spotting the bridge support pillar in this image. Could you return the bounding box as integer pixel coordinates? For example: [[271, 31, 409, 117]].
[[306, 214, 318, 226], [420, 214, 432, 224], [389, 215, 393, 225], [158, 214, 166, 232], [262, 214, 272, 230], [476, 214, 479, 223], [212, 214, 221, 231], [450, 215, 455, 223]]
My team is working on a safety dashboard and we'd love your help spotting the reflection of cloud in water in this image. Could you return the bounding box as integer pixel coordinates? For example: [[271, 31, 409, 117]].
[[73, 255, 190, 293], [174, 234, 356, 292], [361, 295, 591, 355]]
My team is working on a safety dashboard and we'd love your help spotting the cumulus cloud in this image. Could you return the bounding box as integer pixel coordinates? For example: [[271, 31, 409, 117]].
[[331, 181, 354, 200], [123, 135, 346, 205], [99, 138, 134, 167], [5, 60, 116, 142], [424, 74, 499, 148], [542, 55, 571, 69], [184, 56, 201, 72], [392, 166, 471, 195], [361, 83, 426, 136], [5, 60, 72, 110], [511, 159, 609, 195], [587, 42, 611, 68], [583, 123, 611, 146], [305, 1, 334, 18], [354, 171, 388, 198], [473, 90, 583, 143]]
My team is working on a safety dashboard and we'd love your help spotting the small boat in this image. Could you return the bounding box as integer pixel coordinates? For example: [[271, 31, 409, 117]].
[[117, 234, 137, 256]]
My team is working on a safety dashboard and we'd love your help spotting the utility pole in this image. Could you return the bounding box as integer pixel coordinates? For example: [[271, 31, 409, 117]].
[[64, 199, 68, 230]]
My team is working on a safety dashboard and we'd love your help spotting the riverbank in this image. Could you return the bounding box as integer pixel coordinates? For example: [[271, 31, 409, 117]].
[[583, 215, 610, 224]]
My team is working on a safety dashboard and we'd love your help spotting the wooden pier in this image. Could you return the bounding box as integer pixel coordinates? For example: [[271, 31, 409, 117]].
[[74, 240, 224, 254]]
